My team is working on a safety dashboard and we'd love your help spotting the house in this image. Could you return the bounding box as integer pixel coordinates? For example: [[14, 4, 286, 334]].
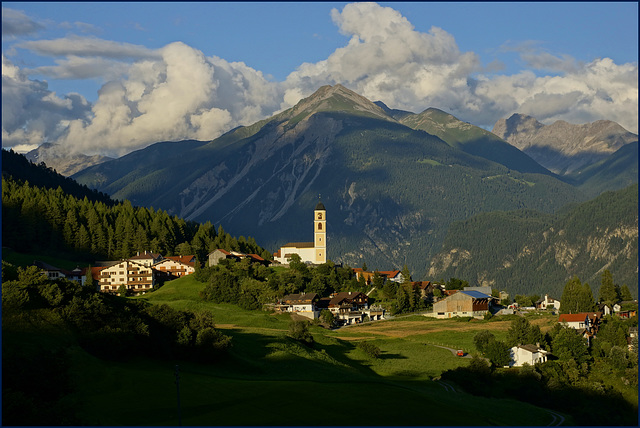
[[32, 261, 88, 285], [208, 249, 269, 267], [558, 312, 602, 336], [509, 344, 549, 367], [153, 256, 196, 280], [276, 293, 320, 319], [628, 327, 638, 352], [557, 313, 590, 330], [597, 303, 613, 316], [322, 291, 372, 325], [431, 290, 491, 319], [378, 270, 405, 283], [499, 290, 509, 302], [128, 251, 163, 267], [535, 294, 561, 311], [32, 260, 66, 281], [613, 301, 638, 319], [274, 202, 327, 265], [353, 268, 377, 285]]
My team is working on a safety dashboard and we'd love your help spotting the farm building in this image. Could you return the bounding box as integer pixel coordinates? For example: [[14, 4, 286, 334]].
[[430, 290, 491, 319]]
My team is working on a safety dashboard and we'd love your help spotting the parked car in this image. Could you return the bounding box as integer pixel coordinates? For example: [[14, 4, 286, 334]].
[[456, 350, 465, 357]]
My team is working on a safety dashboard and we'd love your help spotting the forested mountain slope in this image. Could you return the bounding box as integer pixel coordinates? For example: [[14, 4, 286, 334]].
[[72, 85, 586, 278], [427, 184, 638, 297]]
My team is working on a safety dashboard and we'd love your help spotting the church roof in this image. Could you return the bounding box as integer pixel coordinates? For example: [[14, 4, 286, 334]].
[[315, 201, 326, 210]]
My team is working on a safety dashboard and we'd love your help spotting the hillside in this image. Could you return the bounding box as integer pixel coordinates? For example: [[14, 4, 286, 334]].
[[566, 141, 639, 198], [427, 184, 639, 297], [72, 85, 586, 278], [492, 113, 638, 175], [2, 148, 113, 205], [398, 107, 553, 175]]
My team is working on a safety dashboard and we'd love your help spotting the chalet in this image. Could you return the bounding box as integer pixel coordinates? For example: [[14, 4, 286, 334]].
[[32, 261, 88, 285], [275, 293, 320, 319], [153, 256, 196, 280], [98, 260, 155, 295], [323, 291, 370, 325], [32, 260, 65, 281], [208, 249, 270, 267], [535, 294, 561, 311], [431, 290, 491, 319], [378, 270, 405, 283], [509, 344, 549, 367]]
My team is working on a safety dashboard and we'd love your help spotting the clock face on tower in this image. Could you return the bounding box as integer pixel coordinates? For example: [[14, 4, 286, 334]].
[[317, 213, 323, 220]]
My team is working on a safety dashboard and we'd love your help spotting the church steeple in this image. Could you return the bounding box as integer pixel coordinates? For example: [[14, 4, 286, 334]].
[[314, 200, 326, 264]]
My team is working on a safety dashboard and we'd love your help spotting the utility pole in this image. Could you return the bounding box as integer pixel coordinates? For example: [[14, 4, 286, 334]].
[[175, 365, 182, 426]]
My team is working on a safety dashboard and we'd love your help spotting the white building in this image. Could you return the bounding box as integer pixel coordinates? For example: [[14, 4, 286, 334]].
[[509, 344, 549, 367]]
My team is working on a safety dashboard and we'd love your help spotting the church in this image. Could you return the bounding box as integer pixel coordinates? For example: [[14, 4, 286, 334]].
[[273, 201, 327, 265]]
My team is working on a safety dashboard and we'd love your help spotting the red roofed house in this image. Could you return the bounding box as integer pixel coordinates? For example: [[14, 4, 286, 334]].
[[153, 256, 196, 280]]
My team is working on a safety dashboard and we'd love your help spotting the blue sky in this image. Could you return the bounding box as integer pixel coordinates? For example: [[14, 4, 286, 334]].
[[2, 2, 638, 156]]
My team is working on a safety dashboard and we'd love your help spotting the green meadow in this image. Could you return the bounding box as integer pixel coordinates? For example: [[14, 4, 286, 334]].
[[52, 275, 572, 426]]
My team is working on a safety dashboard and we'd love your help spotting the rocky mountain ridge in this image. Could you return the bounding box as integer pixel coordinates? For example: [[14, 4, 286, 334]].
[[25, 143, 112, 177], [492, 113, 638, 175]]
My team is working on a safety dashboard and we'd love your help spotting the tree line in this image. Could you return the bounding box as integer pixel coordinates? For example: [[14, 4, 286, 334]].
[[2, 174, 270, 264]]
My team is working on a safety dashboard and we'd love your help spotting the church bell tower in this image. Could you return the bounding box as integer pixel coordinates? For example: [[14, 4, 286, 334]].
[[314, 201, 326, 264]]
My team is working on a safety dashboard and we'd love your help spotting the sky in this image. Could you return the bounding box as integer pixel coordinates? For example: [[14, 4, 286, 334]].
[[2, 2, 638, 158]]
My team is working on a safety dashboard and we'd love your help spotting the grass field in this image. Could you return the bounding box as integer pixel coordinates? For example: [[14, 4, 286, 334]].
[[60, 276, 570, 426]]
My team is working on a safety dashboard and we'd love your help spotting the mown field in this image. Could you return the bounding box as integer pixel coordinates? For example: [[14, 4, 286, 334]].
[[51, 274, 572, 426]]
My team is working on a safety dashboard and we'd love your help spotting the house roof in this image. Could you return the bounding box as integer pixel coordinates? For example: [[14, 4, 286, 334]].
[[33, 260, 62, 271], [210, 249, 232, 256], [247, 254, 265, 262], [165, 255, 196, 266], [558, 313, 589, 323], [129, 251, 162, 260], [460, 290, 491, 299], [282, 293, 319, 303], [378, 270, 401, 278], [329, 291, 367, 305], [281, 242, 315, 248], [517, 344, 547, 354]]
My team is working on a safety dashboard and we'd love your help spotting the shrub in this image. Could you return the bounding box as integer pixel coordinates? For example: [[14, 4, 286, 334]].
[[357, 341, 381, 359], [288, 320, 314, 346]]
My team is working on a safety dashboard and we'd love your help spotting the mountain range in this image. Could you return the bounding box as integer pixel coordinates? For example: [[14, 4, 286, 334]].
[[24, 143, 113, 177], [69, 84, 637, 284], [492, 113, 638, 176]]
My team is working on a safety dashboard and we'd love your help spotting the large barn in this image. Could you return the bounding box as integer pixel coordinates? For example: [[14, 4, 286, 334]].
[[431, 290, 491, 319]]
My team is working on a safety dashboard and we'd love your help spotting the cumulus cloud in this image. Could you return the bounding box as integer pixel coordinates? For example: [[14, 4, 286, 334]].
[[2, 55, 92, 152], [2, 2, 637, 159], [53, 42, 282, 156]]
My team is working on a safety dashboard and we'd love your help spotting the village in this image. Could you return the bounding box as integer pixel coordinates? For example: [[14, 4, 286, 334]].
[[28, 200, 638, 370]]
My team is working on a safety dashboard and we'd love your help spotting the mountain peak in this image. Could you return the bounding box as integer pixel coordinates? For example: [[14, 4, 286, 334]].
[[287, 84, 392, 122]]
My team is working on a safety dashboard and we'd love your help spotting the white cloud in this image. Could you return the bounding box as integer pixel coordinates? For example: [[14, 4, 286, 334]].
[[53, 42, 282, 157], [2, 3, 637, 159], [17, 35, 159, 59]]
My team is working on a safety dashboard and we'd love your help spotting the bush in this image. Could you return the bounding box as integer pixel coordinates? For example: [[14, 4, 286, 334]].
[[357, 341, 381, 359], [288, 320, 314, 346]]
